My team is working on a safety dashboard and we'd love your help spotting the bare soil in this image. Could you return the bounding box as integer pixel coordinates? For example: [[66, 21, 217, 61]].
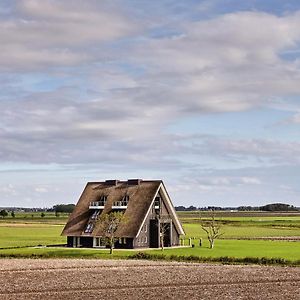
[[0, 259, 299, 300]]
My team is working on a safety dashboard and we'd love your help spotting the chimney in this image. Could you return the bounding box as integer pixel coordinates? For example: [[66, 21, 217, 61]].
[[127, 179, 142, 185], [105, 179, 119, 186]]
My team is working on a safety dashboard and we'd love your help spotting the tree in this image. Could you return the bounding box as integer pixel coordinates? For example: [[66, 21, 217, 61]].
[[157, 214, 171, 251], [260, 203, 298, 212], [41, 212, 45, 218], [0, 210, 8, 218], [52, 204, 75, 213], [98, 211, 126, 254], [11, 211, 15, 218], [200, 211, 223, 249]]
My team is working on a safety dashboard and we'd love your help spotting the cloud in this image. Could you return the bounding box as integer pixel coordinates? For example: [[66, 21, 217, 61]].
[[34, 186, 48, 193], [241, 177, 261, 185], [1, 6, 300, 185], [0, 184, 17, 196], [194, 136, 300, 164], [0, 0, 137, 70], [125, 11, 300, 115], [289, 113, 300, 123]]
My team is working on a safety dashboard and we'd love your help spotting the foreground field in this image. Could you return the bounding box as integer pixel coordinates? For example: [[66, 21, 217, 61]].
[[0, 259, 299, 300]]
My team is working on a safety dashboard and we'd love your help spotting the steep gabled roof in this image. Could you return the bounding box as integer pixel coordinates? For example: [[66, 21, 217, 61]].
[[135, 181, 185, 237], [62, 179, 177, 238]]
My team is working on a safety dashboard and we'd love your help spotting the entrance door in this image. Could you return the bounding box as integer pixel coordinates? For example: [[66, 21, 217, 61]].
[[162, 223, 171, 247], [149, 220, 159, 248]]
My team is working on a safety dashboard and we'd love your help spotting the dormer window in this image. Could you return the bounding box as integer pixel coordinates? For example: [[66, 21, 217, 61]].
[[154, 196, 160, 209], [89, 195, 107, 209], [122, 195, 129, 206], [100, 195, 107, 205], [112, 195, 129, 209]]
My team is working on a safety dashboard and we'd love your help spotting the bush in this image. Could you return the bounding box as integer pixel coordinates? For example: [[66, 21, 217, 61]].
[[128, 252, 295, 266]]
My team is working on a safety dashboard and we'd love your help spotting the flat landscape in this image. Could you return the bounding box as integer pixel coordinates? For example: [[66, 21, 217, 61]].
[[0, 211, 300, 263], [0, 259, 299, 300]]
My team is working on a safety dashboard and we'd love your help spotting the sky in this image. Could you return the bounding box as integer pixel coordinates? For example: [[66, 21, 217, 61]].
[[1, 0, 300, 208]]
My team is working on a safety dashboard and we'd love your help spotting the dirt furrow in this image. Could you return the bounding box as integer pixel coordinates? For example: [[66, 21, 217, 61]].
[[0, 259, 299, 300]]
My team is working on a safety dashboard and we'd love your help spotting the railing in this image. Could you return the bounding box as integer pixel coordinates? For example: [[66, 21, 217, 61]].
[[89, 201, 106, 209], [112, 201, 128, 209]]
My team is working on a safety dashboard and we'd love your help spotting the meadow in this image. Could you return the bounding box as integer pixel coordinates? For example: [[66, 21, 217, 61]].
[[0, 211, 299, 264]]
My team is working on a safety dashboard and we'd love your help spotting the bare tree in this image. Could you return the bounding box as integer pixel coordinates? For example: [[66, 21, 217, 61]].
[[157, 214, 171, 251], [200, 211, 223, 249], [98, 211, 126, 254]]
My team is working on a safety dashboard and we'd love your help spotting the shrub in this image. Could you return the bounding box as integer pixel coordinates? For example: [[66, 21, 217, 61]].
[[128, 252, 296, 266]]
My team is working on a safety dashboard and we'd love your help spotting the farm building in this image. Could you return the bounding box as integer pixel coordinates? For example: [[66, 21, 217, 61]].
[[62, 179, 185, 249]]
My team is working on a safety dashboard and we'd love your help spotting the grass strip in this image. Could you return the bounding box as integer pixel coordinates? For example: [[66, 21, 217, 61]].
[[129, 252, 300, 266]]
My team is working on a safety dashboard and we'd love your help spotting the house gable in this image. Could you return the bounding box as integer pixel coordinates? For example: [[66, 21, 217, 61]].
[[135, 182, 185, 239]]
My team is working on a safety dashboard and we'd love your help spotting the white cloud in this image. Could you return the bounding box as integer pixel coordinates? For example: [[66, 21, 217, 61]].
[[241, 177, 261, 185], [289, 113, 300, 123], [1, 4, 300, 207], [34, 187, 48, 193], [0, 0, 137, 69], [0, 184, 17, 196], [129, 11, 300, 114]]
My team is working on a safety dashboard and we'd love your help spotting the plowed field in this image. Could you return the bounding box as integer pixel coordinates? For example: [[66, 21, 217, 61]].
[[0, 259, 299, 299]]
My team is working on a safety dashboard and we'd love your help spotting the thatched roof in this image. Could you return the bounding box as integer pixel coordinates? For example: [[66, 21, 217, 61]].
[[62, 179, 182, 238]]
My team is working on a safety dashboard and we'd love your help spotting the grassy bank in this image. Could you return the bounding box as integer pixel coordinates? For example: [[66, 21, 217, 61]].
[[0, 240, 300, 266], [0, 239, 299, 264]]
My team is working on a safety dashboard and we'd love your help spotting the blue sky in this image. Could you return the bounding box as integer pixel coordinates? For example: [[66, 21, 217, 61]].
[[1, 0, 300, 208]]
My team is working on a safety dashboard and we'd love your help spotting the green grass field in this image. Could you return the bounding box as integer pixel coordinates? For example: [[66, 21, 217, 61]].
[[183, 223, 300, 239], [0, 211, 299, 264], [146, 239, 300, 261], [0, 240, 299, 262], [0, 212, 69, 224], [0, 224, 66, 248]]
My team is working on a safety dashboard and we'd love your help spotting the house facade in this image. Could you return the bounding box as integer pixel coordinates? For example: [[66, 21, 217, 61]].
[[61, 179, 185, 249]]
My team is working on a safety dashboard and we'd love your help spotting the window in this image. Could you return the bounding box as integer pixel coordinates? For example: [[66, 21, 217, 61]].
[[84, 222, 94, 233], [91, 210, 100, 220], [144, 224, 147, 232], [154, 197, 160, 209], [121, 195, 129, 206], [95, 237, 106, 247], [144, 236, 147, 244], [98, 195, 107, 206]]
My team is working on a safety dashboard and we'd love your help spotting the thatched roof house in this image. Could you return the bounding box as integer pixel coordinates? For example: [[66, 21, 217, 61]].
[[62, 179, 185, 249]]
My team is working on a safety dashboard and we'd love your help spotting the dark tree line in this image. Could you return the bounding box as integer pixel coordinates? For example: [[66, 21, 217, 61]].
[[50, 204, 75, 213], [176, 203, 299, 212]]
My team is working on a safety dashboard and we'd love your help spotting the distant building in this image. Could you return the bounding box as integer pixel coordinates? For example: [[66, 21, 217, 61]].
[[62, 179, 185, 248]]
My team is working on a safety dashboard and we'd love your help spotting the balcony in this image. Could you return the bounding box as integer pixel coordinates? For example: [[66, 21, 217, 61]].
[[89, 201, 106, 209], [112, 201, 128, 209]]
